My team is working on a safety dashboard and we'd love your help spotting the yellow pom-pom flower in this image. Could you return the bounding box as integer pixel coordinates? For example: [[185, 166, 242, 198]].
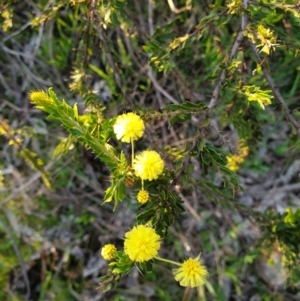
[[101, 244, 117, 260], [133, 150, 164, 181], [172, 254, 208, 288], [226, 140, 249, 172], [113, 112, 145, 143], [137, 190, 149, 204], [124, 225, 161, 262], [226, 155, 240, 172]]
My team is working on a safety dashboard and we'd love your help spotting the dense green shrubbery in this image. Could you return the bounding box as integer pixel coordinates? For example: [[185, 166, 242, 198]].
[[1, 0, 300, 300]]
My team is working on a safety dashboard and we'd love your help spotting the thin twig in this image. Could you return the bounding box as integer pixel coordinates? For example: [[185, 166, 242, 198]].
[[47, 21, 69, 95], [93, 8, 133, 107], [1, 99, 40, 113], [167, 0, 192, 14], [2, 21, 32, 43], [207, 0, 249, 114], [147, 0, 179, 106], [172, 128, 207, 185], [0, 43, 38, 61], [147, 69, 179, 105], [148, 0, 154, 36], [0, 159, 58, 206], [249, 42, 300, 137], [0, 71, 20, 97]]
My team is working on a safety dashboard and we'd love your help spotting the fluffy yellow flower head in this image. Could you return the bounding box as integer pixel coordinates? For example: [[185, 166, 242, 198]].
[[226, 140, 249, 172], [101, 244, 117, 260], [124, 225, 161, 262], [226, 155, 240, 172], [133, 150, 164, 181], [172, 254, 208, 288], [137, 190, 149, 204], [113, 112, 145, 143]]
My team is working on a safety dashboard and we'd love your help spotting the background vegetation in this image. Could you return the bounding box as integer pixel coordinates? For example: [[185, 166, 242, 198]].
[[1, 0, 300, 300]]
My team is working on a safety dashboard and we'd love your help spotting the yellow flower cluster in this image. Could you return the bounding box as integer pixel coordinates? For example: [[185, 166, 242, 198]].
[[226, 141, 249, 172], [101, 244, 117, 260], [172, 254, 209, 288], [113, 112, 145, 143], [137, 190, 149, 204], [113, 112, 165, 204], [105, 224, 209, 288], [124, 225, 161, 262], [111, 113, 210, 289]]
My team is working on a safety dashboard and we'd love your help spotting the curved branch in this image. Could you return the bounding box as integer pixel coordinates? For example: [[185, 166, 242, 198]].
[[249, 42, 300, 137], [167, 0, 191, 14], [207, 0, 249, 114]]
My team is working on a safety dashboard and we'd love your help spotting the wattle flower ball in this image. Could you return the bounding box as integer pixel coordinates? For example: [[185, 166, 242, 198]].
[[101, 244, 117, 260], [133, 150, 164, 181], [172, 254, 208, 288], [124, 225, 161, 262], [113, 112, 145, 143], [137, 190, 149, 204]]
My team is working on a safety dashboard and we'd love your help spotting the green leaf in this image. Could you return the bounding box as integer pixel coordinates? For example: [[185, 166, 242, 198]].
[[29, 88, 119, 170]]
